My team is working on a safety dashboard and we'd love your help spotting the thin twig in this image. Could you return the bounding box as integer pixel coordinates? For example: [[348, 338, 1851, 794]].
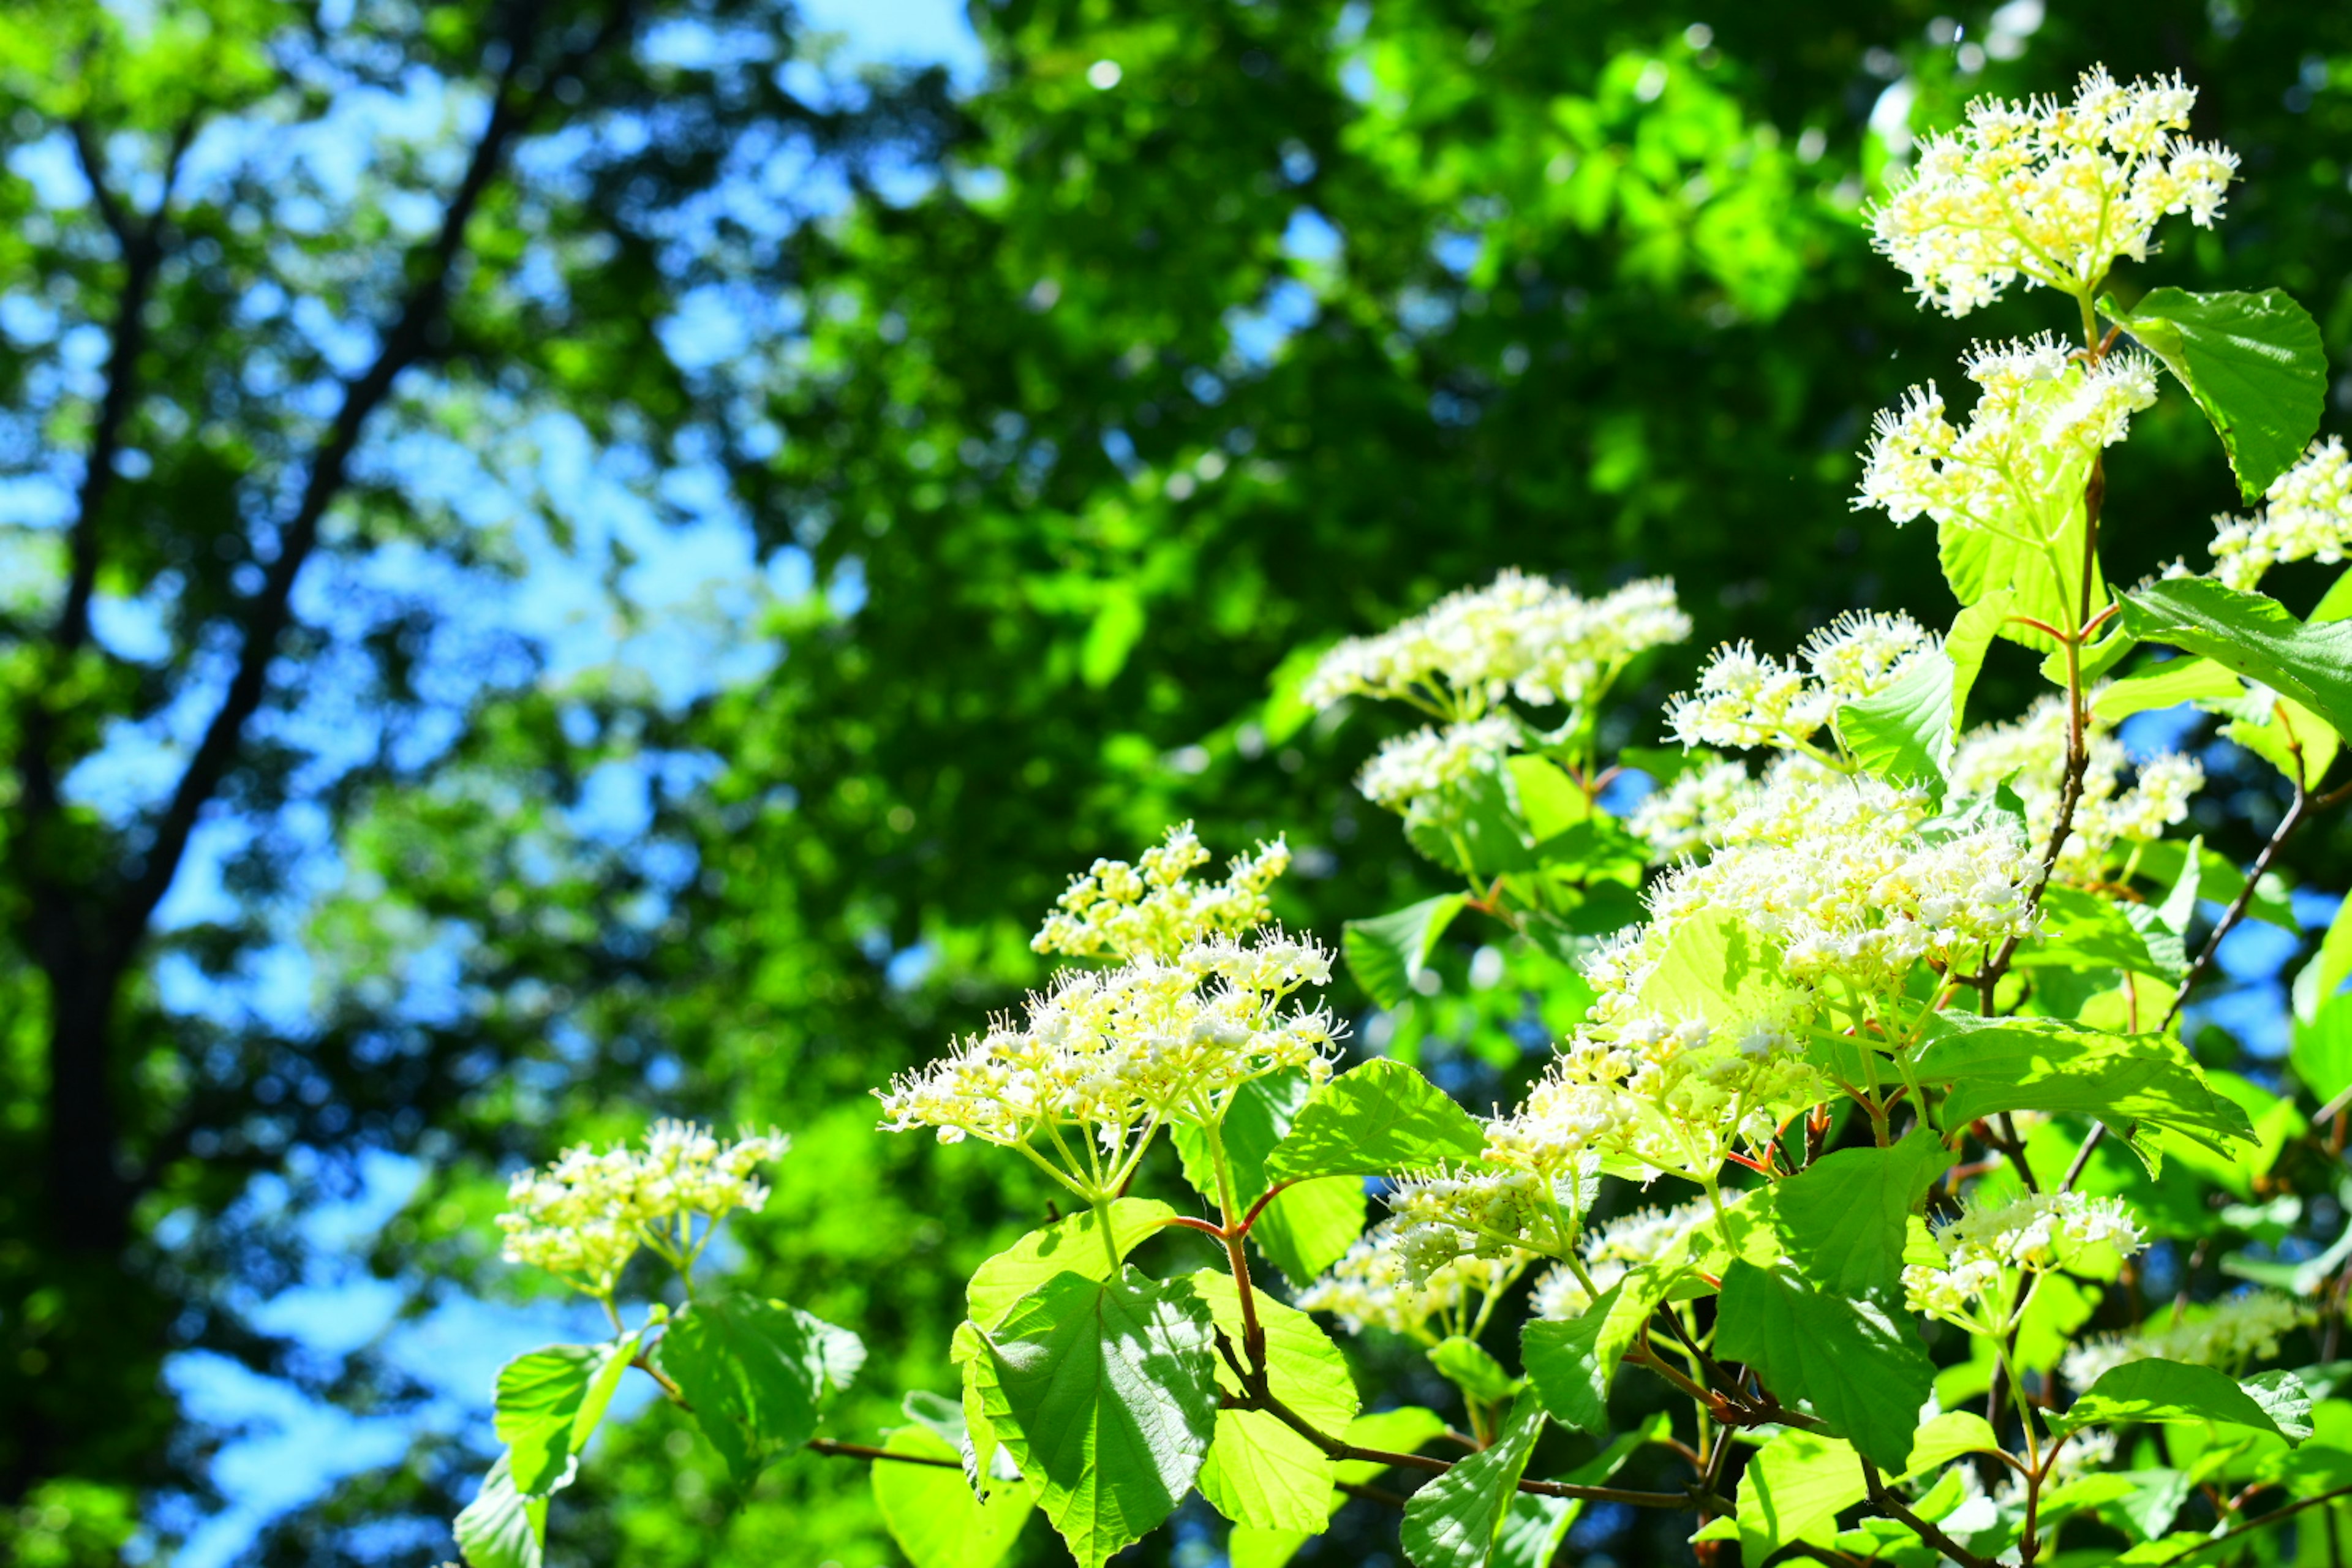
[[1863, 1458, 1997, 1568], [807, 1438, 961, 1469], [2155, 1481, 2352, 1564]]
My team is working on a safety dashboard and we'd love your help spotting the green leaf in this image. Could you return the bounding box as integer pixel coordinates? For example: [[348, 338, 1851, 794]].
[[1946, 589, 2013, 742], [872, 1425, 1035, 1568], [1404, 769, 1540, 878], [2094, 657, 2246, 725], [975, 1267, 1221, 1566], [1721, 1429, 1868, 1563], [1835, 654, 1953, 791], [2131, 839, 2297, 933], [1912, 1015, 2256, 1163], [965, 1199, 1176, 1330], [1773, 1129, 1954, 1299], [494, 1336, 638, 1495], [454, 1453, 546, 1568], [1263, 1058, 1485, 1181], [1398, 1390, 1548, 1568], [1427, 1336, 1521, 1404], [1714, 1261, 1933, 1472], [1344, 895, 1468, 1010], [1901, 1411, 2000, 1478], [2109, 287, 2328, 498], [2313, 889, 2352, 1012], [2056, 1360, 2313, 1445], [1635, 905, 1804, 1032], [1189, 1269, 1360, 1532], [2296, 990, 2352, 1105], [658, 1294, 852, 1485], [1170, 1072, 1366, 1285], [2020, 886, 2185, 982], [1506, 755, 1589, 841], [1520, 1266, 1679, 1437], [2120, 578, 2352, 746]]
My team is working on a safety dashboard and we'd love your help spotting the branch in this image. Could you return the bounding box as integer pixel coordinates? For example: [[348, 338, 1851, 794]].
[[2065, 774, 2318, 1193], [1861, 1458, 1996, 1568], [806, 1438, 961, 1470], [113, 0, 626, 946], [2155, 1480, 2352, 1564]]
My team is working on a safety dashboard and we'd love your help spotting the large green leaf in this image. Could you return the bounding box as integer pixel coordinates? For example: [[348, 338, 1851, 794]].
[[1946, 589, 2012, 739], [872, 1425, 1034, 1568], [2092, 657, 2245, 725], [453, 1453, 546, 1568], [2130, 839, 2296, 933], [1170, 1071, 1365, 1284], [2294, 990, 2352, 1105], [2020, 886, 2185, 982], [2056, 1359, 2313, 1445], [657, 1294, 856, 1485], [1773, 1130, 1953, 1299], [1697, 1429, 1866, 1562], [974, 1267, 1221, 1566], [1263, 1058, 1485, 1180], [494, 1335, 638, 1495], [1519, 1265, 1678, 1437], [1634, 905, 1804, 1031], [1714, 1261, 1933, 1472], [1398, 1390, 1548, 1568], [1190, 1268, 1360, 1532], [1912, 1015, 2256, 1163], [2110, 287, 2328, 499], [1427, 1336, 1521, 1404], [1835, 654, 1952, 790], [965, 1199, 1177, 1330], [1343, 895, 1468, 1010], [2120, 577, 2352, 745]]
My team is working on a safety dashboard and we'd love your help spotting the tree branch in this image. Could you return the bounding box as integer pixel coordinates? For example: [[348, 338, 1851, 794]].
[[113, 0, 623, 948], [2155, 1480, 2352, 1564], [1862, 1458, 1996, 1568]]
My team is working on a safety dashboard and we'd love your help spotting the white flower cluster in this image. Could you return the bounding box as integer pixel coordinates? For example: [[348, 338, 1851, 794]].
[[2209, 437, 2352, 590], [1305, 570, 1690, 719], [877, 930, 1338, 1178], [1419, 761, 2039, 1195], [1357, 715, 1521, 816], [1857, 336, 2160, 542], [2061, 1291, 2309, 1391], [1626, 760, 1749, 862], [1653, 764, 2043, 991], [1904, 1191, 2146, 1329], [1530, 1200, 1713, 1321], [499, 1121, 788, 1295], [1665, 612, 1941, 753], [1952, 693, 2206, 878], [1868, 67, 2239, 315], [1292, 1218, 1529, 1343], [1033, 821, 1291, 961], [1384, 1161, 1595, 1276]]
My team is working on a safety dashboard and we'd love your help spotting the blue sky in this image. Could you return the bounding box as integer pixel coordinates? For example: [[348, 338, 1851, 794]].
[[163, 5, 980, 1566]]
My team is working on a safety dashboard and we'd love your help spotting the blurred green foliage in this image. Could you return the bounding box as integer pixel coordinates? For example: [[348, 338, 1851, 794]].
[[5, 0, 2352, 1563]]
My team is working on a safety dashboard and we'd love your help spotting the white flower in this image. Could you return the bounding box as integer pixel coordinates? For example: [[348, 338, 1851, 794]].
[[878, 929, 1338, 1175], [1306, 570, 1689, 718], [1295, 1219, 1529, 1341], [1627, 759, 1749, 862], [1667, 614, 1943, 756], [1356, 715, 1521, 816], [2210, 437, 2352, 590], [1385, 1162, 1589, 1273], [1665, 643, 1837, 750], [1034, 821, 1291, 961], [2062, 1291, 2309, 1391], [1953, 694, 2204, 878], [1905, 1191, 2147, 1329], [1868, 67, 2238, 315], [499, 1121, 789, 1295], [1857, 336, 2159, 546]]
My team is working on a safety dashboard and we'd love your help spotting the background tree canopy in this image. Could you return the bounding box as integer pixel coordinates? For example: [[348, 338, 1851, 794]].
[[2, 0, 2348, 1562]]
